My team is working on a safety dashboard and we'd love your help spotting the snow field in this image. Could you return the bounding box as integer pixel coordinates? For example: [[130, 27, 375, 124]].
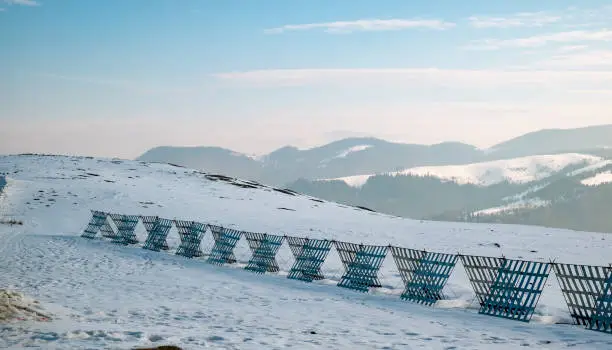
[[2, 232, 611, 349], [0, 154, 611, 349]]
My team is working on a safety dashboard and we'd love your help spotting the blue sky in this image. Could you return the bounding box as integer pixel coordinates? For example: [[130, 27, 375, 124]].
[[1, 0, 612, 157]]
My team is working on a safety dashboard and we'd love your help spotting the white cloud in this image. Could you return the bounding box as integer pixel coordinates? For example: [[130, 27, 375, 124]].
[[465, 30, 612, 50], [213, 68, 612, 88], [3, 0, 39, 6], [558, 45, 589, 52], [264, 19, 455, 34], [535, 50, 612, 69], [467, 5, 612, 30], [468, 12, 562, 28]]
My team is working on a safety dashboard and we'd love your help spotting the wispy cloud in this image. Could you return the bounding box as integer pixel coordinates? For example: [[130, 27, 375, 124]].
[[264, 19, 455, 34], [468, 12, 562, 28], [3, 0, 40, 6], [467, 5, 612, 30], [213, 68, 612, 88], [531, 50, 612, 69], [465, 30, 612, 50], [558, 45, 589, 52]]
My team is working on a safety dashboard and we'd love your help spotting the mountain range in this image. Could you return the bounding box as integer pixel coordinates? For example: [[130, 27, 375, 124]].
[[138, 138, 483, 186], [138, 124, 612, 186], [137, 124, 612, 233]]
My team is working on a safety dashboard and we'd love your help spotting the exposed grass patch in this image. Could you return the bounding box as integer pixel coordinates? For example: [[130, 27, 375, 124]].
[[0, 219, 23, 226]]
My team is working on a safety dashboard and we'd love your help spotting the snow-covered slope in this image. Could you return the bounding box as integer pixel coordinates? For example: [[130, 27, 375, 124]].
[[474, 198, 551, 216], [332, 145, 372, 159], [471, 159, 612, 218], [328, 153, 602, 188], [318, 145, 373, 168], [1, 155, 611, 349], [582, 171, 612, 186]]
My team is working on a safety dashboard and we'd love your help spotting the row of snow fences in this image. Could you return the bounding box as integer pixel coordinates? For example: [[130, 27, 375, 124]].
[[81, 210, 612, 335]]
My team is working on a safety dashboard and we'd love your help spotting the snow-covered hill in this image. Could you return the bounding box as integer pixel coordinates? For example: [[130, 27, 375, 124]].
[[0, 155, 611, 349], [469, 159, 612, 219], [328, 153, 602, 188]]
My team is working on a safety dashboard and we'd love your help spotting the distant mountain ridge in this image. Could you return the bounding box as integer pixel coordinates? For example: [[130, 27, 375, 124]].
[[486, 124, 612, 159], [137, 124, 612, 233], [137, 124, 612, 187], [138, 138, 484, 185], [139, 146, 264, 180], [289, 154, 612, 233]]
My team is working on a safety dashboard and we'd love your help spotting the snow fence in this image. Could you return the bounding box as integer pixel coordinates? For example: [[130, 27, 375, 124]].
[[81, 210, 612, 335]]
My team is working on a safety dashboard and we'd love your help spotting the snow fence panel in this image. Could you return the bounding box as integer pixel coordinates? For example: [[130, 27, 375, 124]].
[[108, 214, 140, 245], [286, 236, 308, 260], [207, 227, 242, 266], [209, 225, 237, 264], [174, 220, 207, 258], [143, 217, 174, 252], [287, 237, 332, 282], [389, 246, 427, 286], [552, 263, 611, 328], [141, 216, 162, 250], [81, 210, 107, 239], [337, 244, 388, 293], [333, 240, 361, 273], [460, 255, 505, 306], [244, 233, 284, 274], [401, 251, 458, 306], [99, 217, 118, 239], [590, 268, 612, 334], [479, 259, 551, 322], [140, 216, 158, 233]]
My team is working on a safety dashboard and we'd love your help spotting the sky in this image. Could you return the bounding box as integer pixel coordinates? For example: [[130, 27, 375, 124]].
[[1, 0, 612, 158]]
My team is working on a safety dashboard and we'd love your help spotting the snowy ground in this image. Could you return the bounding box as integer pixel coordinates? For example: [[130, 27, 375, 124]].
[[0, 155, 611, 349]]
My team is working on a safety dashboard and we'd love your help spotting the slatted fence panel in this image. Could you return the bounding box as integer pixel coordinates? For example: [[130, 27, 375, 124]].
[[389, 246, 426, 286], [174, 220, 207, 258], [479, 259, 551, 322], [143, 218, 174, 252], [590, 269, 612, 334], [460, 255, 505, 306], [108, 214, 140, 245], [245, 233, 284, 274], [208, 228, 242, 266], [287, 238, 331, 282], [337, 245, 388, 293], [401, 252, 458, 306], [81, 210, 108, 239], [209, 225, 237, 263], [553, 263, 611, 327], [334, 241, 361, 273]]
